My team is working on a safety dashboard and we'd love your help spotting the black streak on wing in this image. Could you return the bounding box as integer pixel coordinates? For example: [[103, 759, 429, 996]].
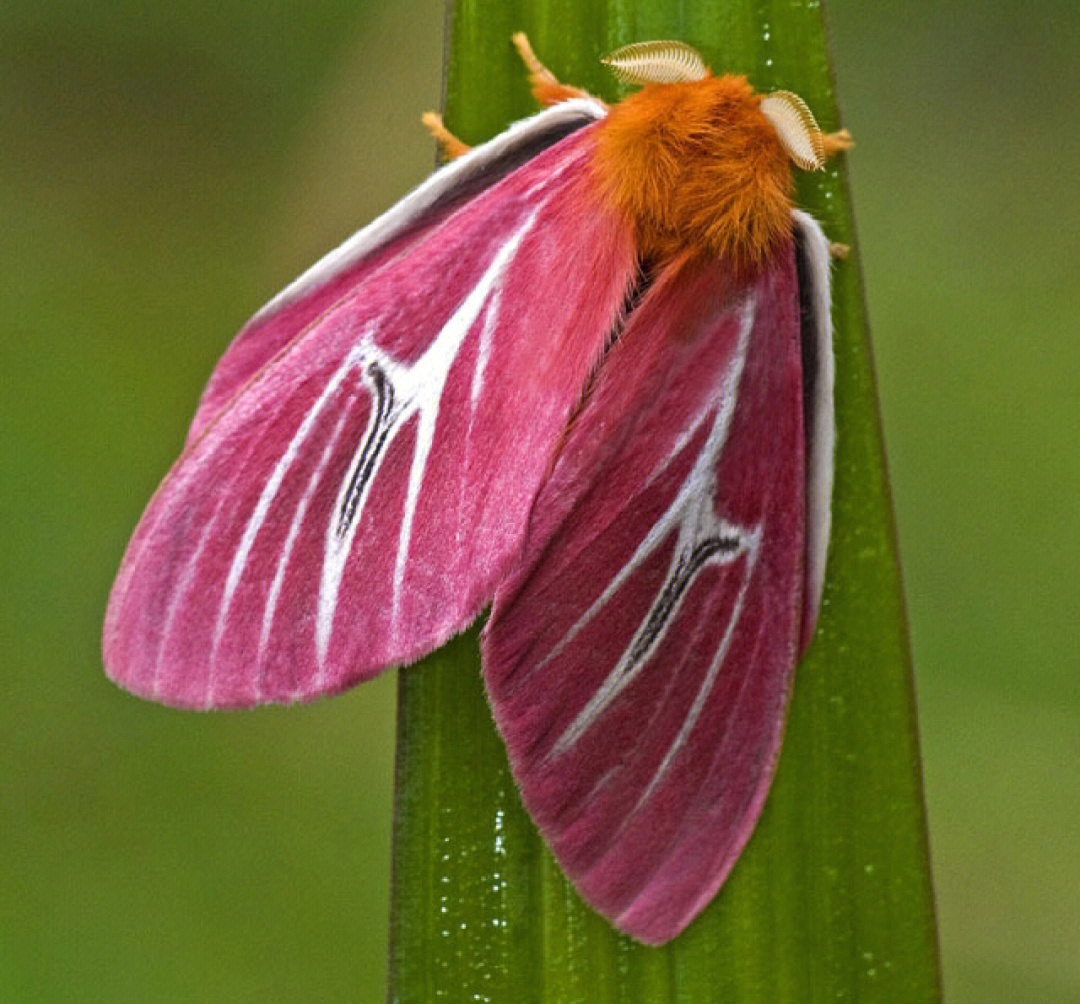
[[626, 532, 745, 669], [337, 361, 395, 538], [331, 110, 607, 538]]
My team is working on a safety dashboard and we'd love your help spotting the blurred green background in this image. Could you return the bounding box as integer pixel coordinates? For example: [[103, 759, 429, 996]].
[[2, 1, 1077, 1000]]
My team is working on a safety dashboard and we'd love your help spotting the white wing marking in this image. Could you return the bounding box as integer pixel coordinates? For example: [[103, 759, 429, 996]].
[[254, 409, 350, 692], [549, 297, 758, 758], [470, 293, 500, 406], [315, 210, 542, 668], [209, 341, 372, 680], [631, 527, 761, 810]]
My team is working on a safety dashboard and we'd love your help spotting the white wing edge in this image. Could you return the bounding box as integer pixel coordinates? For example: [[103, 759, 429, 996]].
[[791, 209, 835, 626], [250, 98, 609, 325]]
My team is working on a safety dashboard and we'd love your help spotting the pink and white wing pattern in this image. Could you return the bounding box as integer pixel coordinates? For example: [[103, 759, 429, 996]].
[[483, 241, 818, 943], [104, 120, 637, 709]]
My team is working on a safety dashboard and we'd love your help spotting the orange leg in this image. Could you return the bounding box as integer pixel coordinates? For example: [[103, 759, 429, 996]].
[[822, 130, 854, 257], [512, 32, 596, 107], [421, 110, 471, 160], [823, 128, 854, 158], [422, 33, 599, 158]]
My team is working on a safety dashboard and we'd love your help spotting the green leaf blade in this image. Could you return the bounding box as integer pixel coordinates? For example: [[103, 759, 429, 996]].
[[390, 2, 940, 1000]]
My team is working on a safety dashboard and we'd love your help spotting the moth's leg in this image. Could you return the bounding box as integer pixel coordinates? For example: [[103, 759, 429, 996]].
[[822, 130, 853, 257], [512, 32, 598, 107], [421, 111, 471, 160], [823, 128, 854, 159]]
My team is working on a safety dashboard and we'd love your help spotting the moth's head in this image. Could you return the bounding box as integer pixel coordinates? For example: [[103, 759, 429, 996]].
[[593, 41, 826, 271]]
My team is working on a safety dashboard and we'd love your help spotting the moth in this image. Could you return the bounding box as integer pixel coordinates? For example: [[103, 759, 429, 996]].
[[104, 36, 852, 943]]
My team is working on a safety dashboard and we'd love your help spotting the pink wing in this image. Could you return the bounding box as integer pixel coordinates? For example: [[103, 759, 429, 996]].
[[104, 117, 636, 708], [483, 243, 813, 944]]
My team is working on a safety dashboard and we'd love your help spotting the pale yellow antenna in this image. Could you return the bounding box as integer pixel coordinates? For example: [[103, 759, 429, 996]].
[[759, 91, 826, 171], [601, 41, 709, 85]]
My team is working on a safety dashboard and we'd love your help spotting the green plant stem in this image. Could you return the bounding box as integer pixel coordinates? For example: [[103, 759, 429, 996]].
[[389, 1, 941, 1000]]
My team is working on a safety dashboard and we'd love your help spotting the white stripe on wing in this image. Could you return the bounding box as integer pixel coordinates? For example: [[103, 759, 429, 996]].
[[254, 410, 350, 694], [314, 211, 541, 670], [550, 296, 758, 758], [209, 338, 373, 678]]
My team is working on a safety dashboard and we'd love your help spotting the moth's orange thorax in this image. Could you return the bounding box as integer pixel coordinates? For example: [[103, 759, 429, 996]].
[[592, 75, 793, 272]]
